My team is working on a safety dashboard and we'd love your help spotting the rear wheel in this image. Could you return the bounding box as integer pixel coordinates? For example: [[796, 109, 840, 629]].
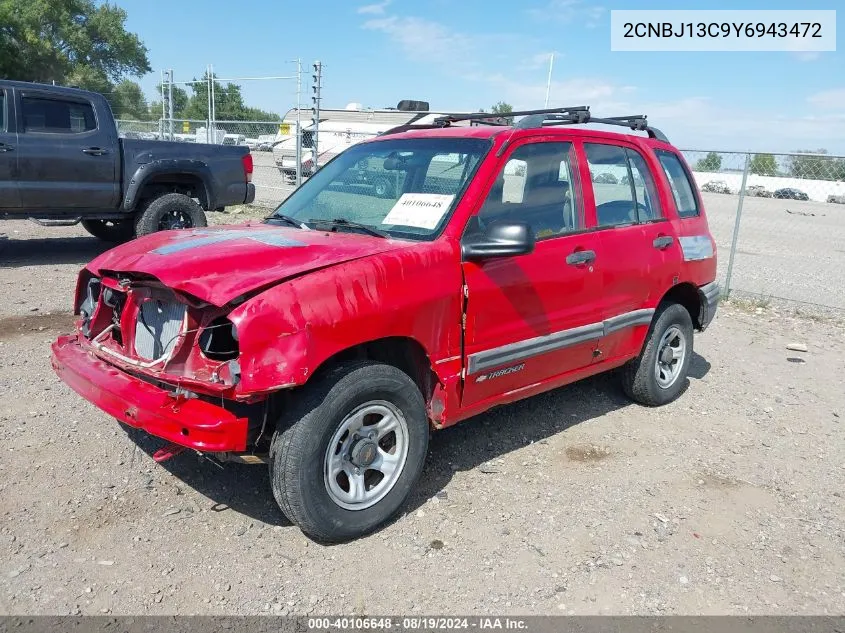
[[621, 303, 693, 406], [80, 219, 135, 243], [269, 362, 429, 542], [134, 193, 207, 237], [372, 177, 392, 198]]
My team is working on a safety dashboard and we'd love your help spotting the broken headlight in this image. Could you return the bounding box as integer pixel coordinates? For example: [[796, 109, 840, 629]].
[[198, 317, 239, 361], [79, 277, 101, 338]]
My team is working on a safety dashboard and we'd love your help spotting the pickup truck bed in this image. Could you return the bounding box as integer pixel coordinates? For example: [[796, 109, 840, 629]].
[[0, 80, 255, 241]]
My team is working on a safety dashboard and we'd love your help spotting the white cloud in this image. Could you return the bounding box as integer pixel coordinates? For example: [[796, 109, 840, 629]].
[[794, 51, 821, 62], [807, 89, 845, 110], [357, 0, 391, 15], [362, 16, 476, 63], [528, 0, 606, 27]]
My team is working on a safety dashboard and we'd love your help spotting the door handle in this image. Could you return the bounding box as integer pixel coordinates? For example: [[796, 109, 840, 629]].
[[82, 147, 109, 156], [0, 144, 13, 152], [566, 250, 596, 266], [653, 235, 674, 250]]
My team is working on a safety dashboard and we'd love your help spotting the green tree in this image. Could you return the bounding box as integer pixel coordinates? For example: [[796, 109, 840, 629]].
[[787, 149, 845, 181], [491, 100, 514, 124], [0, 0, 150, 90], [694, 152, 722, 172], [749, 153, 778, 176], [108, 80, 150, 120]]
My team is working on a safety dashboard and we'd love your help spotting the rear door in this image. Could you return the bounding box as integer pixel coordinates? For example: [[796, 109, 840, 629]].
[[0, 86, 21, 209], [461, 138, 605, 409], [580, 141, 679, 361], [653, 149, 717, 288], [16, 90, 119, 210]]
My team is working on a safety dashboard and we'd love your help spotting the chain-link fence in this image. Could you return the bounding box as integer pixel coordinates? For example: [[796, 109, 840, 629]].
[[110, 122, 845, 315], [116, 118, 306, 208], [681, 150, 845, 315]]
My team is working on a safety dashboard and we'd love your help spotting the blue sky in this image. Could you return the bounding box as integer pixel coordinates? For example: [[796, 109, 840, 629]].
[[118, 0, 844, 153]]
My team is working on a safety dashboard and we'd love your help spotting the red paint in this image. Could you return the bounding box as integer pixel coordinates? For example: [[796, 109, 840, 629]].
[[52, 124, 717, 455]]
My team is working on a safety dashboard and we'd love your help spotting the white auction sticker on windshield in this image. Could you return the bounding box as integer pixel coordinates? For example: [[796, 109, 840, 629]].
[[382, 193, 455, 230]]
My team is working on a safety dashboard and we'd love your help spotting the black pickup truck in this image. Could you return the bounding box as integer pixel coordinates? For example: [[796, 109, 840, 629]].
[[0, 81, 255, 241]]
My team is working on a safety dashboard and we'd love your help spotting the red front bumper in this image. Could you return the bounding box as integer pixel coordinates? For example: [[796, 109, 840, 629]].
[[50, 334, 248, 452]]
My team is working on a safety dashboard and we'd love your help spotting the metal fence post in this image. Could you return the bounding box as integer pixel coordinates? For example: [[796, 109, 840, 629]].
[[723, 152, 751, 297], [295, 58, 302, 188], [167, 69, 174, 141]]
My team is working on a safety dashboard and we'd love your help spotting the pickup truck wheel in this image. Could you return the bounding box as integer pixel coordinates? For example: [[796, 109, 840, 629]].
[[372, 177, 393, 198], [80, 219, 135, 243], [621, 303, 693, 406], [269, 362, 429, 542], [134, 193, 207, 236]]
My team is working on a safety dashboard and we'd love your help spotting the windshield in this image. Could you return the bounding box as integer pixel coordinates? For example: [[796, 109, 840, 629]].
[[270, 137, 491, 240]]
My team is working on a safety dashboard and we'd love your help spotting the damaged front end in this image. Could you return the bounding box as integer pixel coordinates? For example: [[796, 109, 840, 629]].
[[51, 269, 281, 460]]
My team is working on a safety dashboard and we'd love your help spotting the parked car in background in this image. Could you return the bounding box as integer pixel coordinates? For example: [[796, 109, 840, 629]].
[[746, 185, 773, 198], [701, 180, 732, 194], [593, 172, 618, 184], [827, 194, 845, 204], [52, 106, 719, 542], [773, 187, 810, 201], [0, 81, 255, 241]]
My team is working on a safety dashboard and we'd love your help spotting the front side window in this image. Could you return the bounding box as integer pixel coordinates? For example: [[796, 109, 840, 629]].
[[22, 97, 96, 134], [656, 150, 699, 218], [271, 137, 490, 240], [585, 143, 662, 226], [472, 141, 582, 241]]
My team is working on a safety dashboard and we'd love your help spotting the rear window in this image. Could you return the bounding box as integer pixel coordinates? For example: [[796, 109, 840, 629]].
[[22, 97, 96, 134], [656, 150, 699, 218]]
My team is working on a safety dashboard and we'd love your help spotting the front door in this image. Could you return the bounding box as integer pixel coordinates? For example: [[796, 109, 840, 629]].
[[461, 138, 604, 409], [16, 89, 119, 210], [0, 87, 21, 209]]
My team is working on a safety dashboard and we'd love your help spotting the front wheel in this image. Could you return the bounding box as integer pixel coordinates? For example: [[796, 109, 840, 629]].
[[269, 362, 429, 542], [80, 219, 135, 243], [621, 303, 694, 406]]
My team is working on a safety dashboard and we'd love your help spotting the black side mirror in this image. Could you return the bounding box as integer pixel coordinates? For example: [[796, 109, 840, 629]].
[[462, 220, 535, 260]]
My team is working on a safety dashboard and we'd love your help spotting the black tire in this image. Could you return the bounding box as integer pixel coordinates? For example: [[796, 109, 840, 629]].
[[621, 303, 694, 407], [269, 362, 429, 542], [80, 219, 136, 243], [372, 177, 392, 198], [134, 193, 207, 237]]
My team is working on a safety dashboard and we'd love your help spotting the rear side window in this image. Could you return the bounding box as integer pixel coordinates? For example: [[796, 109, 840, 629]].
[[656, 151, 699, 218], [584, 143, 662, 226], [0, 91, 6, 131], [22, 97, 96, 134]]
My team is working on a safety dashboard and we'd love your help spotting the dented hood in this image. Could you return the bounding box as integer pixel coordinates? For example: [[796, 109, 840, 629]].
[[87, 222, 407, 306]]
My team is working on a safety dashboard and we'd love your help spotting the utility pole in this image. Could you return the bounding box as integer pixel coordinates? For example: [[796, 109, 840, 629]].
[[544, 52, 555, 108], [311, 61, 322, 173], [206, 64, 212, 142], [160, 70, 166, 139], [167, 69, 174, 141], [210, 63, 216, 140], [295, 58, 302, 187]]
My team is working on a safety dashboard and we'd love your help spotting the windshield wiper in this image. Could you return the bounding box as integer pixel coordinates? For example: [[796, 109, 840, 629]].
[[264, 214, 310, 229], [309, 218, 387, 238]]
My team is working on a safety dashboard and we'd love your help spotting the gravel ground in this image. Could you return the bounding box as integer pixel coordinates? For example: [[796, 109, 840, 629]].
[[1, 219, 844, 616]]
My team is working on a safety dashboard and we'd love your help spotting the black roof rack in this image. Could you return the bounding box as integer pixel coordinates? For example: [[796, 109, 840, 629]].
[[535, 111, 670, 143], [381, 106, 670, 142], [432, 106, 589, 128]]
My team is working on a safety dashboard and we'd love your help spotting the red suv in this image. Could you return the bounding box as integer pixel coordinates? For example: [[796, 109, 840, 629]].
[[51, 107, 719, 542]]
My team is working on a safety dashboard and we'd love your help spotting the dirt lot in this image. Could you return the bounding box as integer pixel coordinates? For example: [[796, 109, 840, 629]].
[[1, 219, 844, 616]]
